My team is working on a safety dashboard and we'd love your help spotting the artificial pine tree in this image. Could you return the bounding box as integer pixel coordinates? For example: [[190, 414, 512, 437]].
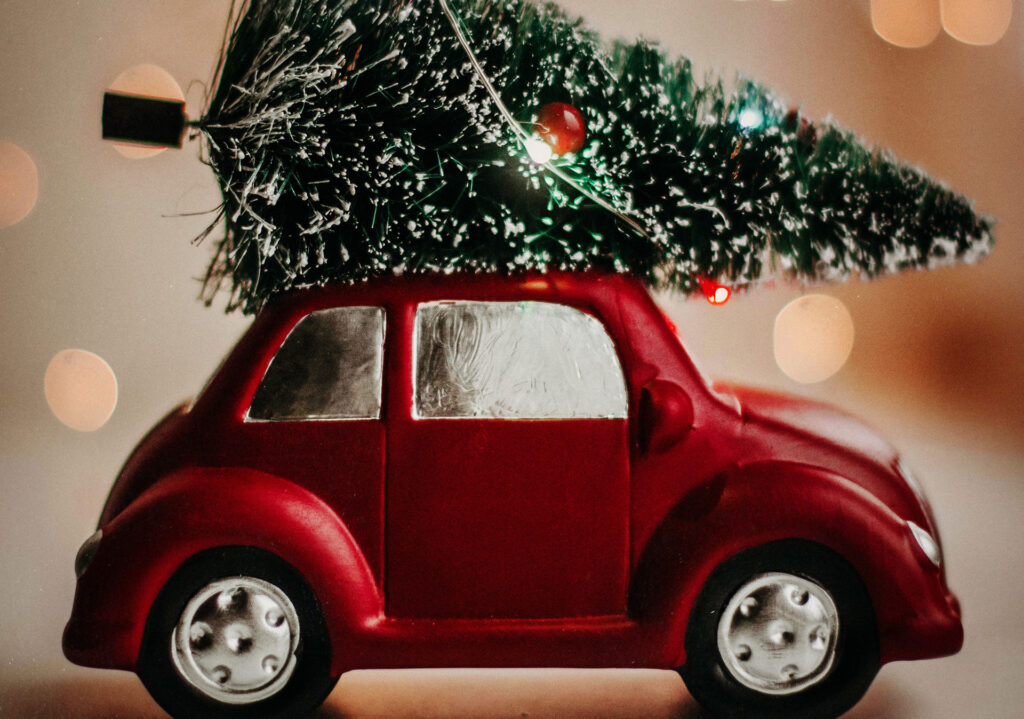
[[148, 0, 991, 313]]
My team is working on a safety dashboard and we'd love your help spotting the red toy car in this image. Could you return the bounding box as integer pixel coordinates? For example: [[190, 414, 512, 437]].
[[64, 272, 961, 719]]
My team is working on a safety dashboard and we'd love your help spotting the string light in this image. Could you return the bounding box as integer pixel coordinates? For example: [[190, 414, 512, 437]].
[[738, 107, 764, 130], [434, 0, 649, 239], [524, 138, 554, 164], [698, 277, 731, 305]]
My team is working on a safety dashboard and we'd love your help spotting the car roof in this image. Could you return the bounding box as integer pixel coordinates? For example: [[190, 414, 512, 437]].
[[256, 270, 647, 318]]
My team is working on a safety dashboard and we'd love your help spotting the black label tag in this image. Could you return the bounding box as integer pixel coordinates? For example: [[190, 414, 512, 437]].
[[102, 92, 186, 148]]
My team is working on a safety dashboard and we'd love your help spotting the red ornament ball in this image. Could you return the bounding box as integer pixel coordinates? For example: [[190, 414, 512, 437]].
[[534, 102, 586, 155]]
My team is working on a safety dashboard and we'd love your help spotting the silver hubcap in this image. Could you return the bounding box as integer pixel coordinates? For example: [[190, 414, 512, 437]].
[[717, 573, 839, 695], [172, 576, 300, 704]]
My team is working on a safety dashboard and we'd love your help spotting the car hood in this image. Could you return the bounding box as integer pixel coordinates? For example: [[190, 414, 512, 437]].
[[714, 382, 899, 470], [711, 381, 942, 546]]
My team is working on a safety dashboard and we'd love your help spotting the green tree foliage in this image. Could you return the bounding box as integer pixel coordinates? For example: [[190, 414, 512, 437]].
[[197, 0, 992, 313]]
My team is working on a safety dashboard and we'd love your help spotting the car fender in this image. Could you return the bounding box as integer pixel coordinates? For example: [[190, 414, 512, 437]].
[[630, 461, 947, 667], [64, 468, 381, 674]]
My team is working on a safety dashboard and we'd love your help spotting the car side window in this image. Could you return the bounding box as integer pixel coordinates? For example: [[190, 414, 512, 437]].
[[247, 306, 385, 421], [414, 301, 627, 419]]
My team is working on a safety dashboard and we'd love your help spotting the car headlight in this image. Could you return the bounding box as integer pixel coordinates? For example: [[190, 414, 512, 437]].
[[908, 521, 942, 568], [74, 529, 103, 579]]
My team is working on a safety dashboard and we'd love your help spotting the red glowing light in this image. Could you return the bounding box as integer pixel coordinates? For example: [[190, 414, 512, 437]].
[[698, 278, 731, 305]]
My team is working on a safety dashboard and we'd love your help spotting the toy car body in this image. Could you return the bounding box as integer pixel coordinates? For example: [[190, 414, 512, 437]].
[[64, 272, 961, 718]]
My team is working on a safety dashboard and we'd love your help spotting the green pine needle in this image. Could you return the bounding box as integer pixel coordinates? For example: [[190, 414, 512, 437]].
[[197, 0, 993, 314]]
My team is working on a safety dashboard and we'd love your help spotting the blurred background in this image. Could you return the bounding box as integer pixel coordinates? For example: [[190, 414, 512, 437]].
[[1, 0, 1021, 717]]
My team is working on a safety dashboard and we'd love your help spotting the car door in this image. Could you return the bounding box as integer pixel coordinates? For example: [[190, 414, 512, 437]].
[[386, 300, 631, 619], [227, 305, 388, 579]]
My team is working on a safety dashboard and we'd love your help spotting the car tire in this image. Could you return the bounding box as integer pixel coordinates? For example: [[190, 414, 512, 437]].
[[138, 546, 338, 719], [680, 540, 879, 719]]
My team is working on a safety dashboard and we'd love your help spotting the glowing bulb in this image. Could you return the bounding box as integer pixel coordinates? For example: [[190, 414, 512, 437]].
[[0, 142, 39, 227], [44, 349, 118, 431], [773, 295, 854, 384], [738, 108, 764, 130], [698, 278, 731, 305], [524, 137, 553, 164], [871, 0, 941, 48], [940, 0, 1012, 46]]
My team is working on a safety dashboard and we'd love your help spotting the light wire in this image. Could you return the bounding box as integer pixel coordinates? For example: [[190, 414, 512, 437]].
[[435, 0, 650, 238]]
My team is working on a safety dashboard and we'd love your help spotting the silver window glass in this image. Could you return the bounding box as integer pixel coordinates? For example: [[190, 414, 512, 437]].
[[414, 301, 627, 419], [247, 306, 384, 421]]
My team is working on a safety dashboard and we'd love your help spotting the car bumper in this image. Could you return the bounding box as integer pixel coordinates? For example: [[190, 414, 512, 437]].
[[881, 587, 963, 663], [62, 555, 144, 671], [63, 613, 137, 670]]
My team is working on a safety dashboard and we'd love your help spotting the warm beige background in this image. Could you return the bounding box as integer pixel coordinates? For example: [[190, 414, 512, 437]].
[[1, 0, 1022, 717]]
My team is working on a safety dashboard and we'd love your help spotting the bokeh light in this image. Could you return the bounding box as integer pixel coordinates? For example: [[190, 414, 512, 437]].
[[0, 141, 39, 227], [774, 295, 855, 384], [871, 0, 942, 48], [940, 0, 1012, 46], [44, 350, 119, 432], [108, 64, 184, 159]]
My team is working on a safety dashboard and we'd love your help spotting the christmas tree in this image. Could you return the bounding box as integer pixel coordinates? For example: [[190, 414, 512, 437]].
[[183, 0, 992, 314]]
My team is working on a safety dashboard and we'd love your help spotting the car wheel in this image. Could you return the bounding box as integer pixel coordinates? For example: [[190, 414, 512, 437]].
[[680, 540, 879, 719], [138, 546, 338, 719]]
